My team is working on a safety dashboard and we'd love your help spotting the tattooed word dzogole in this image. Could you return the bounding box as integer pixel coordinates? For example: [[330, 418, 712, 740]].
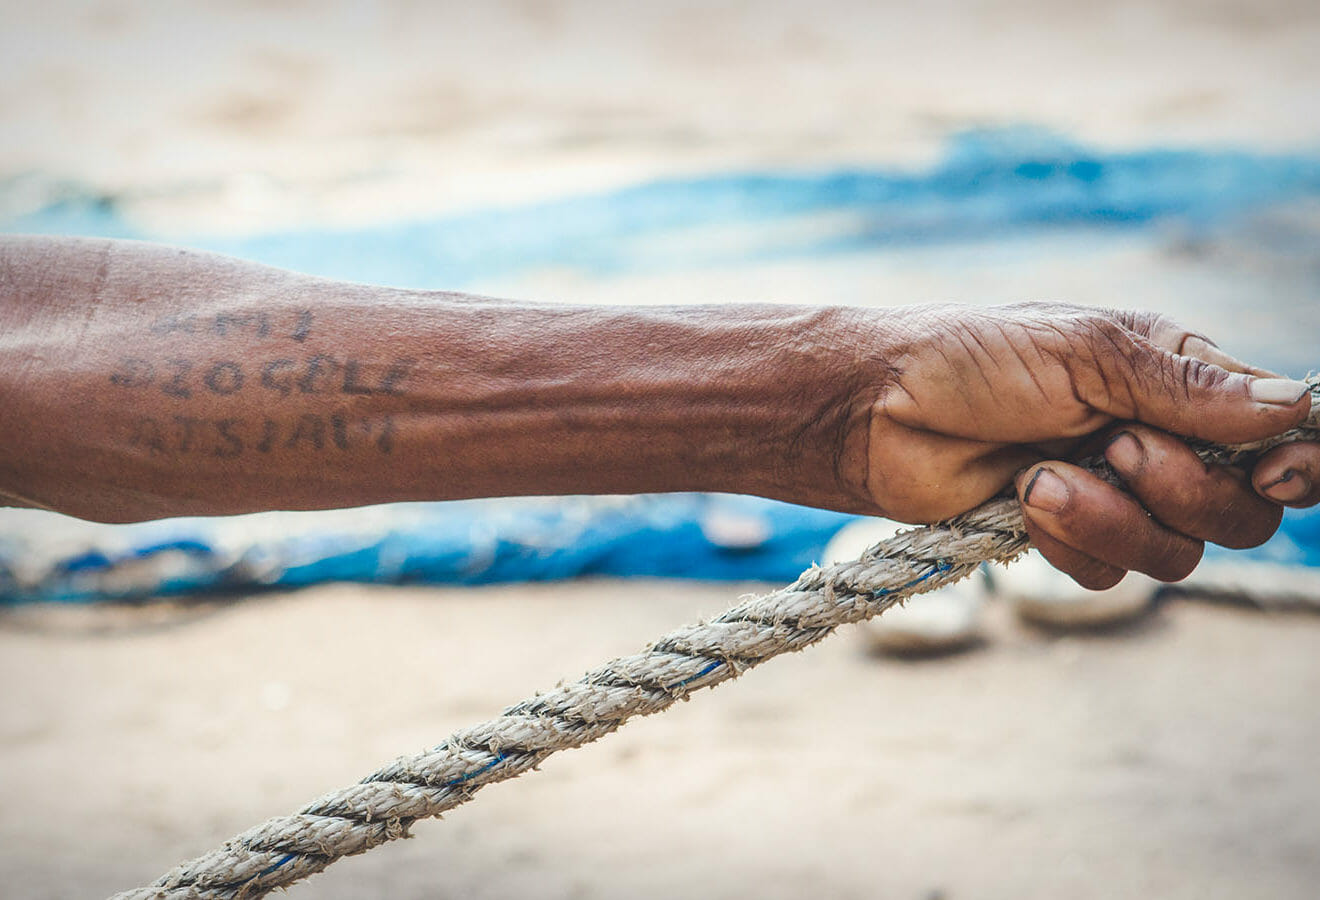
[[109, 356, 416, 398]]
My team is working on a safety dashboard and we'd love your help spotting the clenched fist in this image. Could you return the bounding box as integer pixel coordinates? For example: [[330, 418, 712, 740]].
[[837, 303, 1318, 588]]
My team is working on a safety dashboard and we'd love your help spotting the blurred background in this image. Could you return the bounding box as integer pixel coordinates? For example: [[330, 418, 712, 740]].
[[1, 1, 1319, 898]]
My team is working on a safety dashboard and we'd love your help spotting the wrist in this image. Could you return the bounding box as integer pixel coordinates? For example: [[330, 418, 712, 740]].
[[724, 304, 892, 515], [420, 299, 880, 510]]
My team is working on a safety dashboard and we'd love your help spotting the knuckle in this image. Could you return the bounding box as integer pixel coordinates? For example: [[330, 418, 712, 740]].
[[1180, 355, 1228, 392], [1079, 315, 1127, 351], [1124, 343, 1224, 415], [1009, 299, 1064, 318], [1105, 307, 1163, 338], [1093, 315, 1129, 341]]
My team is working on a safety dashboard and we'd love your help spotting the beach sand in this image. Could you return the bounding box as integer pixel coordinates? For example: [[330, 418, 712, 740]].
[[2, 1, 1319, 897], [4, 0, 1319, 234], [3, 583, 1319, 899]]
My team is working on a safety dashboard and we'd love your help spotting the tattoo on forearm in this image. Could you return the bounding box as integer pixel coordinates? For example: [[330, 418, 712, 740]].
[[203, 361, 244, 395], [111, 317, 413, 454], [109, 356, 417, 398], [130, 412, 396, 457], [162, 359, 193, 398], [149, 309, 314, 342]]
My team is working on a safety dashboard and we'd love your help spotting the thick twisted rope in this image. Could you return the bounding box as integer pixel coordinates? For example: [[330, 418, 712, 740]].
[[113, 379, 1320, 900]]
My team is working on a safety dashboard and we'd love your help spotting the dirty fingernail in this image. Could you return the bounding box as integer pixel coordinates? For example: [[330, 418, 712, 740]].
[[1023, 468, 1069, 513], [1105, 431, 1145, 474], [1249, 378, 1310, 406], [1264, 470, 1311, 503]]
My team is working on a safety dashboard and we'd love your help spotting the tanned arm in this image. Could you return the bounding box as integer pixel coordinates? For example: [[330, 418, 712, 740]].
[[0, 235, 874, 521], [3, 234, 1318, 589]]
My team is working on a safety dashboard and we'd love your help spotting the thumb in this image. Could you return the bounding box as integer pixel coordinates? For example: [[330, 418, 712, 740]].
[[1085, 331, 1311, 444]]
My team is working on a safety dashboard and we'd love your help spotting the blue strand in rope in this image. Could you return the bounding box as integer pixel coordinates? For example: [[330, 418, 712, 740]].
[[243, 563, 959, 886], [662, 561, 955, 692], [665, 659, 725, 691], [871, 560, 954, 598], [244, 751, 513, 885]]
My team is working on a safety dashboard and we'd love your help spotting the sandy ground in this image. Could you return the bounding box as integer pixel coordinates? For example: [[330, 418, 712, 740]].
[[3, 0, 1319, 233], [1, 582, 1318, 899]]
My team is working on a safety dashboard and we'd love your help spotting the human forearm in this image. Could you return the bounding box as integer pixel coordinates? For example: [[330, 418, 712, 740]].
[[8, 235, 1320, 594], [0, 236, 872, 521]]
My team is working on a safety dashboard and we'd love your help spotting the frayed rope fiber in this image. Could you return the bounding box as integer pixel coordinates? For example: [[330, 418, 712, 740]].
[[113, 378, 1320, 900]]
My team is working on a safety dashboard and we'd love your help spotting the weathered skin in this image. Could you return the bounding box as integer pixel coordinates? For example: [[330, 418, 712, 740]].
[[1, 235, 1316, 588]]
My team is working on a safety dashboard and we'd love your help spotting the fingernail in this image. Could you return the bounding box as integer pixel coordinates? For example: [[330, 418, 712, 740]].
[[1105, 431, 1145, 475], [1023, 467, 1069, 513], [1249, 378, 1311, 406], [1264, 470, 1311, 503]]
